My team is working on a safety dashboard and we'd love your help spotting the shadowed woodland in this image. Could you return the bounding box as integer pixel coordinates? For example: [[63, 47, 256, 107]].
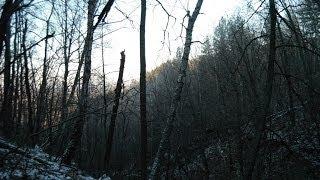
[[0, 0, 320, 179]]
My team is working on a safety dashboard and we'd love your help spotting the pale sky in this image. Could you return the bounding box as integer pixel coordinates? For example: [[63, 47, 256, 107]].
[[92, 0, 244, 83]]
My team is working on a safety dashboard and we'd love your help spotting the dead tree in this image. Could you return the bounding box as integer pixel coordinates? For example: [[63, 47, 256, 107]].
[[139, 0, 147, 178], [104, 50, 126, 169], [101, 24, 108, 143], [149, 0, 204, 178]]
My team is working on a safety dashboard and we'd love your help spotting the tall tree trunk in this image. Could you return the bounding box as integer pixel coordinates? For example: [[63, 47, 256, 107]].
[[101, 25, 108, 150], [34, 9, 52, 142], [11, 29, 16, 127], [56, 0, 72, 155], [22, 19, 33, 136], [62, 0, 97, 165], [62, 0, 116, 165], [12, 12, 19, 132], [60, 0, 70, 135], [47, 69, 60, 149], [0, 4, 13, 137], [104, 51, 126, 169], [18, 24, 24, 130], [67, 52, 84, 106], [0, 0, 25, 66], [245, 0, 277, 179], [0, 0, 14, 58], [139, 0, 148, 178], [67, 0, 115, 106], [149, 0, 203, 178]]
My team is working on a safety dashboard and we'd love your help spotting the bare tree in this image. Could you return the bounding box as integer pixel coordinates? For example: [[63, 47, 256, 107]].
[[59, 0, 70, 138], [0, 0, 13, 137], [0, 0, 24, 58], [62, 0, 98, 164], [149, 0, 204, 178], [67, 0, 115, 106], [104, 51, 126, 169], [62, 0, 116, 165], [22, 19, 33, 135], [139, 0, 148, 178], [34, 5, 53, 143]]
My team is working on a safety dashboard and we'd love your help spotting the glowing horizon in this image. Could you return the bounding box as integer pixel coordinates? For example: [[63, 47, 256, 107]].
[[93, 0, 243, 83]]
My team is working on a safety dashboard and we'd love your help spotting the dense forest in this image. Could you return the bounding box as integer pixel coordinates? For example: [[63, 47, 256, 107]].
[[0, 0, 319, 179]]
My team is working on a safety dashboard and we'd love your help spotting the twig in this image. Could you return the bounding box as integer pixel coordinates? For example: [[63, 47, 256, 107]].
[[0, 33, 55, 75]]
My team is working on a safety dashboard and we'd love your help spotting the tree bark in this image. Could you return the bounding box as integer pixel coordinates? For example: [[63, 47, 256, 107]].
[[67, 0, 115, 106], [47, 69, 60, 149], [245, 0, 277, 179], [0, 0, 28, 58], [139, 0, 148, 178], [22, 19, 33, 135], [12, 13, 19, 132], [0, 3, 13, 137], [18, 23, 24, 130], [34, 8, 53, 142], [101, 25, 108, 153], [148, 0, 203, 178], [62, 0, 97, 165], [0, 0, 15, 58], [104, 51, 126, 169], [59, 0, 70, 137]]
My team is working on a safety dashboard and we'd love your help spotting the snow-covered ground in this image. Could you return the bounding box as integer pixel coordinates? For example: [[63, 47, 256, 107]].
[[0, 138, 110, 180]]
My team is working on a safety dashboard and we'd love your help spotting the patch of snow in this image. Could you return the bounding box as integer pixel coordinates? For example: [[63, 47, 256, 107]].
[[0, 138, 111, 180], [99, 174, 112, 180]]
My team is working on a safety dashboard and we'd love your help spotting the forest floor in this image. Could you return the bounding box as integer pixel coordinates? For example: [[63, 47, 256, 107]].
[[0, 137, 110, 179]]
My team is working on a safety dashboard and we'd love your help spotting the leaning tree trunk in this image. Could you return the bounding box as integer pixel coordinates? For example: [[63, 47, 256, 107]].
[[59, 0, 70, 136], [34, 9, 53, 142], [101, 24, 108, 148], [67, 0, 115, 106], [104, 51, 126, 169], [62, 0, 116, 165], [55, 0, 71, 155], [139, 0, 148, 178], [245, 0, 277, 179], [61, 0, 97, 165], [149, 0, 203, 179], [22, 19, 34, 136]]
